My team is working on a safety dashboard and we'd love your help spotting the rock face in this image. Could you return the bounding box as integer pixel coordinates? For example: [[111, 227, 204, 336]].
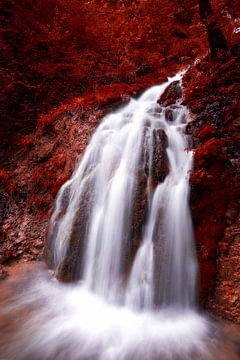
[[0, 98, 105, 269], [152, 58, 240, 322], [183, 53, 240, 323]]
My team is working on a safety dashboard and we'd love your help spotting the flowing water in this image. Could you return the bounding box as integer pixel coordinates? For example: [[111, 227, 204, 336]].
[[0, 74, 220, 360], [48, 73, 196, 310]]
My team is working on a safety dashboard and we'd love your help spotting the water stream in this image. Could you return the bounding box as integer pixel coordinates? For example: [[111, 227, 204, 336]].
[[48, 73, 197, 311], [0, 74, 217, 360]]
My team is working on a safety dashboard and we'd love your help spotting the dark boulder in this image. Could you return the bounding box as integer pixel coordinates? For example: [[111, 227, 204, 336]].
[[56, 177, 95, 282], [157, 81, 182, 107], [124, 170, 148, 274], [152, 129, 169, 184]]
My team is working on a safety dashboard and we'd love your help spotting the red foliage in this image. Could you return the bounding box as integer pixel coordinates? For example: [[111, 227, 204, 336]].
[[184, 51, 239, 308], [7, 179, 17, 194], [0, 169, 8, 185], [0, 169, 17, 194], [31, 152, 69, 203], [49, 154, 66, 170], [1, 0, 239, 146], [51, 176, 69, 196], [32, 195, 49, 210], [194, 138, 224, 167], [18, 134, 34, 147], [0, 0, 206, 142], [198, 124, 216, 141]]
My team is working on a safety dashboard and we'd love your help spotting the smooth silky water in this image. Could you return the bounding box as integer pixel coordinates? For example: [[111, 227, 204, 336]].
[[0, 74, 218, 360]]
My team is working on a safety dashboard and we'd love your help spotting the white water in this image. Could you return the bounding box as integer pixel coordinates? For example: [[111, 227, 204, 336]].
[[0, 75, 214, 360], [48, 73, 197, 310], [0, 271, 213, 360]]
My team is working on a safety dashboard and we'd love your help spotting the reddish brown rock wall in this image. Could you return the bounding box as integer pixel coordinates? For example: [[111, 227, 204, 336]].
[[183, 53, 240, 322]]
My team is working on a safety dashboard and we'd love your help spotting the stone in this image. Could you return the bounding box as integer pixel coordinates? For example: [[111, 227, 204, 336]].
[[157, 81, 182, 107], [152, 129, 169, 184], [55, 173, 96, 282]]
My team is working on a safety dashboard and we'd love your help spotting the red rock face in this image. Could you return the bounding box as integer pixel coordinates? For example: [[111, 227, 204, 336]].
[[183, 53, 240, 322], [0, 0, 239, 321]]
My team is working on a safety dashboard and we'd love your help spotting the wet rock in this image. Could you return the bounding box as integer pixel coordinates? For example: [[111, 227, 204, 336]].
[[121, 128, 169, 280], [153, 206, 165, 307], [165, 108, 174, 122], [152, 129, 169, 184], [125, 171, 148, 274], [157, 81, 182, 107], [56, 177, 95, 282]]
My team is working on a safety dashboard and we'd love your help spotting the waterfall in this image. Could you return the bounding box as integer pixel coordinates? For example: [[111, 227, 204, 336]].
[[0, 74, 214, 360], [47, 73, 197, 311]]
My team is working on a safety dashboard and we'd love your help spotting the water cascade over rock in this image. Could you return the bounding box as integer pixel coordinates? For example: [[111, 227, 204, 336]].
[[0, 74, 217, 360], [47, 73, 197, 311]]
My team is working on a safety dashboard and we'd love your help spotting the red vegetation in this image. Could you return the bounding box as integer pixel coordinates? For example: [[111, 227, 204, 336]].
[[198, 124, 217, 141], [0, 0, 210, 146], [183, 52, 239, 320]]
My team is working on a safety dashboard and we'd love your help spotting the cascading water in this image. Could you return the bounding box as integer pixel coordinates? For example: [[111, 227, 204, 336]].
[[0, 74, 215, 360], [48, 73, 197, 311]]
